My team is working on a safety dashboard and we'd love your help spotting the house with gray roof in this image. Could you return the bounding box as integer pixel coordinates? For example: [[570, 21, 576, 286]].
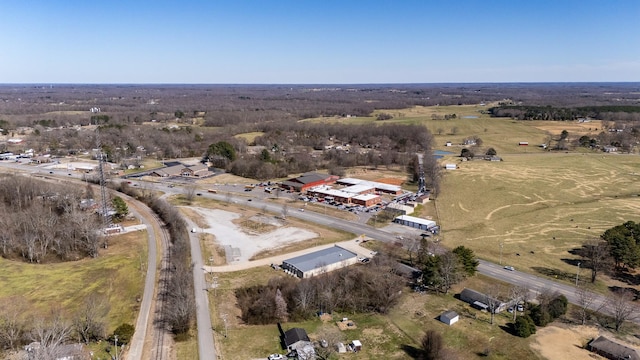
[[281, 245, 358, 278], [588, 336, 640, 360]]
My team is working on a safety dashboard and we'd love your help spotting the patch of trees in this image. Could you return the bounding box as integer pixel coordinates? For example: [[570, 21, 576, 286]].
[[416, 244, 478, 294], [601, 221, 640, 270], [528, 292, 568, 327], [0, 175, 103, 262], [116, 184, 195, 336], [224, 122, 431, 180], [235, 257, 404, 325], [489, 105, 640, 121], [0, 295, 128, 357]]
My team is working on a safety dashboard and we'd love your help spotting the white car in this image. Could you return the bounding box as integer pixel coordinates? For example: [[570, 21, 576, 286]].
[[268, 354, 284, 360], [504, 265, 515, 271]]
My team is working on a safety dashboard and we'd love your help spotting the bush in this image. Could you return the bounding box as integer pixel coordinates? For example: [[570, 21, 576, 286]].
[[112, 323, 135, 344], [513, 315, 536, 338], [548, 295, 568, 318]]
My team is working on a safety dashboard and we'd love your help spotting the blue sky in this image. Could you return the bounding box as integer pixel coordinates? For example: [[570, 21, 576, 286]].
[[0, 0, 638, 83]]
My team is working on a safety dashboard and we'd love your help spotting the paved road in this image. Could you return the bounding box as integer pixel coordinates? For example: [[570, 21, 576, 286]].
[[185, 219, 217, 360], [125, 203, 159, 360], [192, 190, 640, 325]]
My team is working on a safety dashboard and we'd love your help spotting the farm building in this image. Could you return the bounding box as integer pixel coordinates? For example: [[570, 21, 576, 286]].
[[603, 145, 618, 153], [518, 141, 529, 146], [393, 215, 436, 231], [445, 163, 457, 170], [439, 311, 459, 326], [281, 245, 358, 278], [281, 172, 339, 192], [459, 288, 510, 313], [587, 336, 640, 360]]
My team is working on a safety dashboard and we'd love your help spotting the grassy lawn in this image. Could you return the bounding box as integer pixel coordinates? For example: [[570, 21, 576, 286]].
[[0, 230, 147, 360], [234, 131, 265, 144]]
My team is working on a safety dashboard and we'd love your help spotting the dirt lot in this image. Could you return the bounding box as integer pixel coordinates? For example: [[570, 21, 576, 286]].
[[530, 325, 600, 360], [187, 206, 318, 262]]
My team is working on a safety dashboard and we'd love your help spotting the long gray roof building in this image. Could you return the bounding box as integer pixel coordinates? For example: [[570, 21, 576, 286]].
[[282, 245, 358, 278]]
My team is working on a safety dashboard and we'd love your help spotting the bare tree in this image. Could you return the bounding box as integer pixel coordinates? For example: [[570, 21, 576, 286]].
[[421, 330, 444, 360], [438, 251, 461, 294], [484, 285, 503, 325], [184, 184, 197, 203], [607, 289, 638, 332], [29, 309, 72, 360], [0, 297, 27, 351], [73, 294, 108, 344], [294, 280, 315, 314], [578, 238, 611, 283], [574, 284, 598, 325], [508, 285, 530, 322]]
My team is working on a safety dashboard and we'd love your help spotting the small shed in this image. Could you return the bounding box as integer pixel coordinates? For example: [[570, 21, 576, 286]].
[[336, 342, 347, 353], [445, 163, 457, 170], [439, 311, 459, 326], [351, 340, 362, 352]]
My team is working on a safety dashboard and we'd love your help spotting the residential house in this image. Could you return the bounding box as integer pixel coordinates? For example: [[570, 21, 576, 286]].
[[587, 336, 640, 360]]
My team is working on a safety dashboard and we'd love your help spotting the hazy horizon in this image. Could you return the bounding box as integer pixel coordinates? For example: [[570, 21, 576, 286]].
[[1, 1, 638, 84]]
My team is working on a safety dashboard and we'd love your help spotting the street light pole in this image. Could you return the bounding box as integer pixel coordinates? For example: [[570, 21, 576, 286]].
[[221, 314, 228, 338], [576, 262, 581, 286]]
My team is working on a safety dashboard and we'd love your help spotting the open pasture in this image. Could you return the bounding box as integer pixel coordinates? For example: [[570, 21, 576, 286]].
[[437, 152, 640, 275], [0, 230, 147, 331]]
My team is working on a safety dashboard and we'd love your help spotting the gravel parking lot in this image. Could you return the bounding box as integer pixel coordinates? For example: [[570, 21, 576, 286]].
[[189, 207, 318, 262]]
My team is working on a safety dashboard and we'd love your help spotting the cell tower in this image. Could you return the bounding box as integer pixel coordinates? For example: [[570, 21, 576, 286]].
[[417, 153, 426, 194], [91, 107, 111, 236]]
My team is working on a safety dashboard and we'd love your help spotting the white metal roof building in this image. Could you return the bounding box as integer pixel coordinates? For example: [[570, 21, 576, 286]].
[[282, 246, 358, 278], [336, 177, 402, 195], [393, 215, 436, 230]]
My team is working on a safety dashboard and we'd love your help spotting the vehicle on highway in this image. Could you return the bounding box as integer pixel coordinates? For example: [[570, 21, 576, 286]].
[[196, 193, 202, 196], [207, 189, 217, 193], [268, 354, 284, 360], [168, 184, 175, 188], [504, 265, 515, 271]]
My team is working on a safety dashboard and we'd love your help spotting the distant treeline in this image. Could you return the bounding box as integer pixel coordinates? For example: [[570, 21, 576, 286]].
[[489, 105, 640, 121]]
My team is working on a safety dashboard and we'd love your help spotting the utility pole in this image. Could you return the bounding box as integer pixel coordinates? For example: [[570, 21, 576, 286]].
[[114, 334, 118, 360], [576, 262, 581, 286], [221, 314, 228, 338]]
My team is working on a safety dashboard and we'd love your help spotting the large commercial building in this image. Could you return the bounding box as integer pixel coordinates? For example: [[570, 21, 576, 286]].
[[336, 178, 403, 195], [281, 246, 358, 278], [281, 172, 339, 192]]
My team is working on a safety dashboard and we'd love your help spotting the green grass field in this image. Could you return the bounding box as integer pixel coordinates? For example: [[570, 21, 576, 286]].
[[0, 230, 147, 332]]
